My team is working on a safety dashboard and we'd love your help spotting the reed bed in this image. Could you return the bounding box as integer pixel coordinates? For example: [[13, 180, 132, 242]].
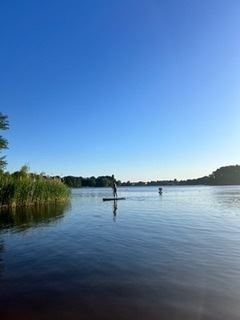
[[0, 173, 70, 208]]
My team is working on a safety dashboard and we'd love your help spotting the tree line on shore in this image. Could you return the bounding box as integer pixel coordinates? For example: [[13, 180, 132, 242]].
[[62, 175, 120, 188], [62, 165, 240, 187]]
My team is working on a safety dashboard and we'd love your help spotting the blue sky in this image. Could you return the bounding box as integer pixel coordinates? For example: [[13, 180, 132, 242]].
[[1, 0, 240, 181]]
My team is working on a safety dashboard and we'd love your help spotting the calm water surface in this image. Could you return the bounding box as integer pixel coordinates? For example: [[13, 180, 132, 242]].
[[1, 186, 240, 320]]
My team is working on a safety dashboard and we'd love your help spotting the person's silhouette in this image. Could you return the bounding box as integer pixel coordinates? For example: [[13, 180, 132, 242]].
[[112, 174, 118, 198]]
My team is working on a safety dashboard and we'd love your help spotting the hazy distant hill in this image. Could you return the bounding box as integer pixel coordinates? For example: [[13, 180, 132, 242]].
[[205, 165, 240, 185], [162, 165, 240, 186]]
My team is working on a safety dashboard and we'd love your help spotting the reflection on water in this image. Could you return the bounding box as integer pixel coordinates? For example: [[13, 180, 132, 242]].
[[211, 187, 240, 211], [1, 186, 240, 320], [113, 200, 117, 222], [0, 240, 4, 279], [0, 202, 69, 232]]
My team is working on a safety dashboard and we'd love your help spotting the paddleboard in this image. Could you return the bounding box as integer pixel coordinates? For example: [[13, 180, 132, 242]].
[[102, 197, 126, 201]]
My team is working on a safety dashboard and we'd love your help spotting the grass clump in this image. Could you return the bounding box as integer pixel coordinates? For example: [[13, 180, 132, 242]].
[[0, 168, 70, 208]]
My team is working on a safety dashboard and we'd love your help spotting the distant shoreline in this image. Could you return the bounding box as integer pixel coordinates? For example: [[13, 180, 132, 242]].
[[70, 184, 240, 188], [63, 165, 240, 188]]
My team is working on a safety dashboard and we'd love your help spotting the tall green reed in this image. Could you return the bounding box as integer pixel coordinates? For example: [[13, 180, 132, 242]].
[[0, 172, 70, 207]]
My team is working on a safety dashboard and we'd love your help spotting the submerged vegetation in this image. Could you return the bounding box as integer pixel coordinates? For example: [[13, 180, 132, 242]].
[[0, 167, 70, 208]]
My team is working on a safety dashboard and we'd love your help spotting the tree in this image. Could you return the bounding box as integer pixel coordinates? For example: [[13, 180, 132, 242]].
[[208, 165, 240, 185], [0, 113, 9, 170]]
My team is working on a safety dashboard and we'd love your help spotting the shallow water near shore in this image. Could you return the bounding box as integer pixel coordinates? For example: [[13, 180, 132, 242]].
[[1, 186, 240, 320]]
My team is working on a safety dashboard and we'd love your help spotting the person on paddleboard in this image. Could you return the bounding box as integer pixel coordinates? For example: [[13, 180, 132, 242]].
[[112, 174, 118, 198]]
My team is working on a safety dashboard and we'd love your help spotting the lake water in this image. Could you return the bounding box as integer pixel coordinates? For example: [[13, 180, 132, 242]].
[[1, 186, 240, 320]]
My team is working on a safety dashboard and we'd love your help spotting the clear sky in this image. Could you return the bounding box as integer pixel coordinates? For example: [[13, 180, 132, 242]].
[[1, 0, 240, 181]]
